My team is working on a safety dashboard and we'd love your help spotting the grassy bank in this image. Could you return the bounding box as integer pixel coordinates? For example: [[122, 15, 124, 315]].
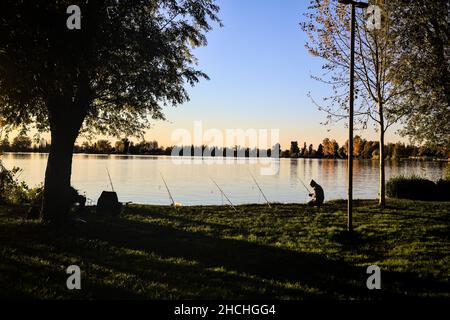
[[0, 199, 449, 299]]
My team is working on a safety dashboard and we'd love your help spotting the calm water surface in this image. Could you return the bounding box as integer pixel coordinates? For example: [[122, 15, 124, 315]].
[[1, 153, 447, 205]]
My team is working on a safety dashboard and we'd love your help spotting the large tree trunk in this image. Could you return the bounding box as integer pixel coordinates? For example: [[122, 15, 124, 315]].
[[378, 101, 386, 208], [40, 105, 86, 224]]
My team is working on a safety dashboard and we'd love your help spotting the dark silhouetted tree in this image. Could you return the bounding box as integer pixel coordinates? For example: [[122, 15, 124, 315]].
[[95, 140, 113, 154], [290, 141, 300, 157], [11, 134, 32, 152], [115, 138, 130, 154], [300, 142, 307, 157], [0, 0, 220, 222], [308, 144, 314, 157], [316, 143, 324, 158]]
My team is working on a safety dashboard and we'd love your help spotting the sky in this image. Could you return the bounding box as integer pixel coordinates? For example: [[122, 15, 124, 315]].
[[143, 0, 405, 149], [12, 0, 406, 149]]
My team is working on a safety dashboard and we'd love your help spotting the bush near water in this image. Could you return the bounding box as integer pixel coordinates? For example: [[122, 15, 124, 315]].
[[0, 162, 42, 206], [386, 175, 450, 201]]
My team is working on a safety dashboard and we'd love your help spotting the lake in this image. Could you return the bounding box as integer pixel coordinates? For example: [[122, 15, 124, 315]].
[[1, 153, 447, 206]]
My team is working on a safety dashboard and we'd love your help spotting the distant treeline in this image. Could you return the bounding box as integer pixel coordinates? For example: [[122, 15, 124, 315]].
[[1, 134, 449, 160], [286, 137, 449, 160]]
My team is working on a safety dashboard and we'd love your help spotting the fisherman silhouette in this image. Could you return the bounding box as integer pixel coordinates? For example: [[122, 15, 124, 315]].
[[307, 179, 324, 207]]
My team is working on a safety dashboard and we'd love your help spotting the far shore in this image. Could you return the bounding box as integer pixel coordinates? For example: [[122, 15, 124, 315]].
[[2, 151, 449, 162]]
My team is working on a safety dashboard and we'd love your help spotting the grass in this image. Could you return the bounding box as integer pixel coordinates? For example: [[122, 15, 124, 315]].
[[0, 199, 449, 300]]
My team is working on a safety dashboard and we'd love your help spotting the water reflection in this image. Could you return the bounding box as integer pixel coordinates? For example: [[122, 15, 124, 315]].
[[1, 153, 446, 206]]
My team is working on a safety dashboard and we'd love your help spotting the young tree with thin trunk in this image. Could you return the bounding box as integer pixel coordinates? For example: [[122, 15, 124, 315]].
[[0, 0, 220, 223], [301, 0, 403, 207]]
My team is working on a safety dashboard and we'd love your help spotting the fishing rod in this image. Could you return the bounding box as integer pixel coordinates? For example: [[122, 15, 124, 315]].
[[105, 167, 115, 192], [160, 172, 175, 206], [0, 161, 24, 181], [297, 176, 311, 194], [15, 168, 24, 181], [249, 170, 271, 208], [210, 177, 237, 212]]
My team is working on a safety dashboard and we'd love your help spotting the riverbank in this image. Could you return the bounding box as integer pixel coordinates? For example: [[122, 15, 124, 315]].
[[0, 199, 449, 299]]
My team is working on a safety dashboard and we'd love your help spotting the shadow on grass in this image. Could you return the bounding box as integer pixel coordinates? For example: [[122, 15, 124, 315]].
[[0, 205, 449, 299]]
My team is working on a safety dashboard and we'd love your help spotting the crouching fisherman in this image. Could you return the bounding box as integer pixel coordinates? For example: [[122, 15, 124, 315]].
[[307, 179, 324, 207]]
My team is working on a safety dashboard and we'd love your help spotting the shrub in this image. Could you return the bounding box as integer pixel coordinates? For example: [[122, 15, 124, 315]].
[[386, 176, 438, 201], [0, 161, 42, 205], [436, 179, 450, 201], [0, 162, 21, 204]]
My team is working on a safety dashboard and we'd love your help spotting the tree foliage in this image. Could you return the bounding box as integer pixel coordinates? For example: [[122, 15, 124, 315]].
[[388, 0, 450, 148], [301, 0, 402, 131], [0, 0, 220, 137]]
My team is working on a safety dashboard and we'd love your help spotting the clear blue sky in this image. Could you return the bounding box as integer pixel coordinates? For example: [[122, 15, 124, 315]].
[[146, 0, 404, 148]]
